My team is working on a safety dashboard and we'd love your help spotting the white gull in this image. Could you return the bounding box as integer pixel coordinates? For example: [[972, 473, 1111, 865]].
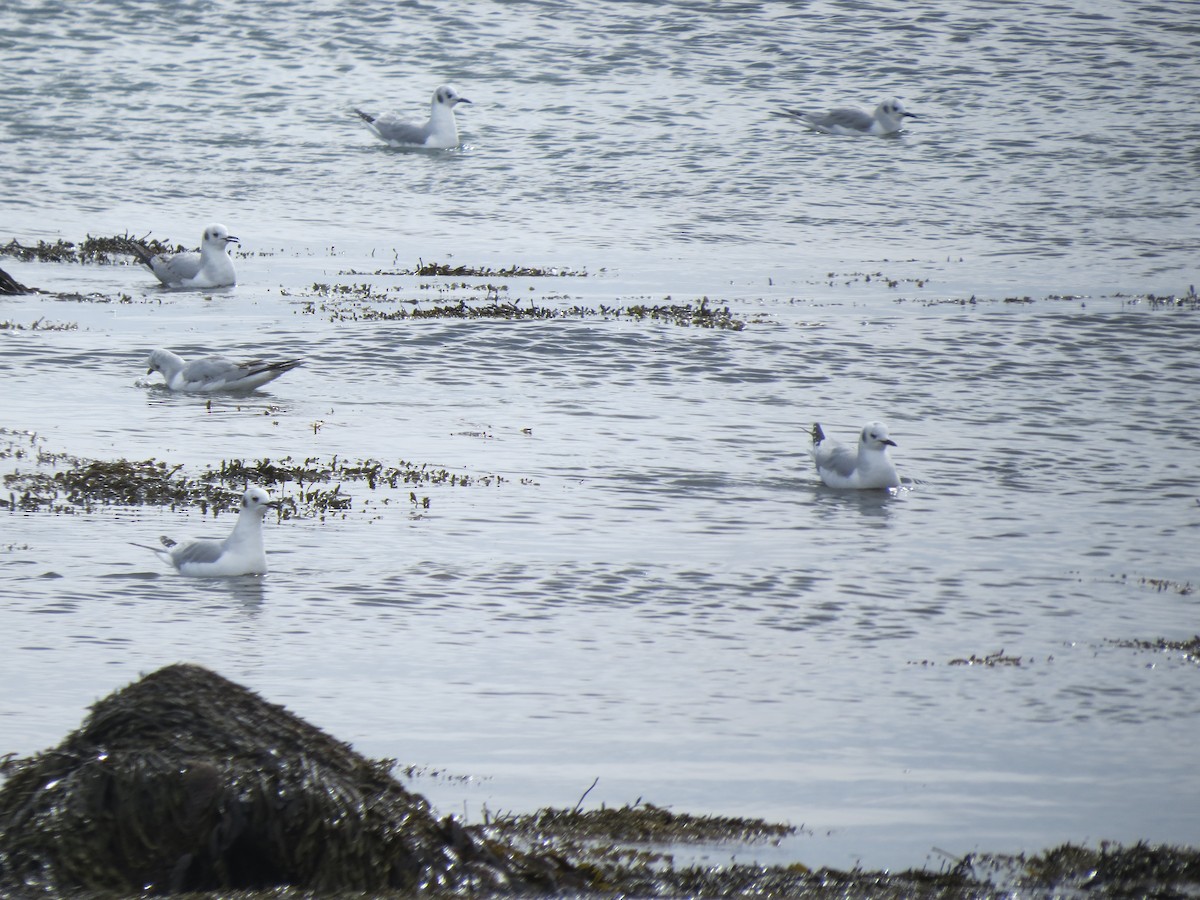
[[124, 223, 239, 288], [133, 487, 281, 576], [353, 84, 471, 148], [779, 98, 917, 136], [146, 349, 302, 393], [811, 421, 901, 489]]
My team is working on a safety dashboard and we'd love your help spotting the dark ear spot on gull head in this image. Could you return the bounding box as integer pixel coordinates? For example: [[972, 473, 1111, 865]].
[[437, 85, 471, 106], [241, 486, 281, 511], [862, 422, 897, 447], [884, 99, 916, 119]]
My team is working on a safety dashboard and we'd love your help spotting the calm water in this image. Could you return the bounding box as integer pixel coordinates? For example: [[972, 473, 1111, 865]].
[[2, 0, 1198, 873]]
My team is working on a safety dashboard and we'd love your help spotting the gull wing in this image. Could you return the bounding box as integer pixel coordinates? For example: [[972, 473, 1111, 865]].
[[369, 113, 431, 145], [813, 107, 875, 132], [815, 440, 860, 478], [170, 539, 225, 567], [149, 251, 203, 285], [179, 355, 239, 385]]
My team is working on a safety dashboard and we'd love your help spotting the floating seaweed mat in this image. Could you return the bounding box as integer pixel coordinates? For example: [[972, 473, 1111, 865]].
[[0, 664, 581, 896]]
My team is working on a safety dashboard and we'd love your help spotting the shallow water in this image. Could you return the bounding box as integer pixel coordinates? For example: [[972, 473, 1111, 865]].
[[2, 0, 1199, 873]]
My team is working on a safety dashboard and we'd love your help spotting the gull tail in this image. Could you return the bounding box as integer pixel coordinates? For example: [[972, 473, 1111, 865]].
[[119, 238, 157, 269], [352, 108, 377, 125], [129, 541, 172, 564], [775, 108, 810, 122], [811, 422, 826, 446], [243, 359, 304, 379], [264, 359, 304, 375]]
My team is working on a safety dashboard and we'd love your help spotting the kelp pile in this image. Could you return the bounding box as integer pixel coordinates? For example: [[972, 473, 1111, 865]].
[[363, 260, 590, 278], [0, 266, 32, 295], [0, 234, 184, 266], [1, 665, 1198, 898], [488, 802, 795, 846], [2, 445, 500, 518], [0, 664, 581, 896], [0, 317, 77, 332], [300, 285, 749, 330], [1109, 634, 1200, 665], [978, 841, 1200, 897]]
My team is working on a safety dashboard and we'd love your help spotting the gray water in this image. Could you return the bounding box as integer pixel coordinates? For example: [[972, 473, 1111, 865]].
[[2, 0, 1198, 873]]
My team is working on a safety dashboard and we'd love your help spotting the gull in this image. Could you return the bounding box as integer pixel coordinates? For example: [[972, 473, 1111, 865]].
[[123, 223, 239, 288], [778, 98, 917, 136], [146, 348, 302, 393], [353, 84, 471, 148], [133, 487, 281, 576], [811, 421, 901, 489]]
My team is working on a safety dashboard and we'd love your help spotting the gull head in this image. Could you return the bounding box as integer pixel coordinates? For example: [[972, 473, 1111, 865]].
[[433, 85, 471, 108], [860, 421, 898, 450], [241, 486, 281, 515], [202, 223, 240, 252], [878, 98, 916, 121], [145, 348, 174, 376]]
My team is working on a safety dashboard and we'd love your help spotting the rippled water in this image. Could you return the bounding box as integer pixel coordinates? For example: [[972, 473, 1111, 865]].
[[2, 0, 1199, 873]]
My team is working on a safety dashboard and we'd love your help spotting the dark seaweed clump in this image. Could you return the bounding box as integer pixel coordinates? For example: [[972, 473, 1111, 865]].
[[1109, 634, 1200, 664], [0, 664, 581, 896], [364, 260, 590, 278], [490, 802, 795, 845], [0, 317, 77, 331], [0, 234, 184, 265], [947, 650, 1025, 667], [1, 665, 1198, 898], [0, 266, 33, 295], [1143, 284, 1199, 309], [301, 286, 749, 330], [982, 841, 1200, 897], [2, 451, 501, 518]]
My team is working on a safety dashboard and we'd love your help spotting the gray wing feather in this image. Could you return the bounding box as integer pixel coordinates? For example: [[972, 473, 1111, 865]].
[[816, 107, 875, 131], [181, 356, 239, 382], [170, 539, 225, 566], [123, 240, 200, 283], [243, 359, 303, 376], [370, 114, 431, 145], [177, 356, 301, 391], [150, 252, 203, 284], [816, 441, 860, 477]]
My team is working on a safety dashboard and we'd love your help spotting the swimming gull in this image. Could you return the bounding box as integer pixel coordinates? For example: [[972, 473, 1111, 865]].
[[123, 224, 239, 288], [146, 348, 302, 392], [133, 487, 281, 576], [811, 421, 901, 489], [778, 98, 917, 136], [353, 84, 471, 148]]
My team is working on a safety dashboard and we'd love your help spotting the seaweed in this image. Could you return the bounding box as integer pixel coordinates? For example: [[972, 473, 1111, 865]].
[[0, 317, 77, 331], [0, 266, 34, 295], [357, 260, 589, 278], [0, 664, 584, 896], [2, 666, 1199, 898], [1108, 634, 1200, 664], [488, 802, 795, 846], [947, 650, 1025, 667], [0, 234, 184, 266], [299, 286, 750, 330], [1, 448, 504, 518], [985, 840, 1200, 896]]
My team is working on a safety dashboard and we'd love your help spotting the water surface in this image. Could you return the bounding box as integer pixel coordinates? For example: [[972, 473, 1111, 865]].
[[2, 0, 1198, 872]]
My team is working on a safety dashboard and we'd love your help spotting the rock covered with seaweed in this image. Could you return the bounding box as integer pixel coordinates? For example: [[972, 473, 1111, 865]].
[[0, 664, 579, 896]]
